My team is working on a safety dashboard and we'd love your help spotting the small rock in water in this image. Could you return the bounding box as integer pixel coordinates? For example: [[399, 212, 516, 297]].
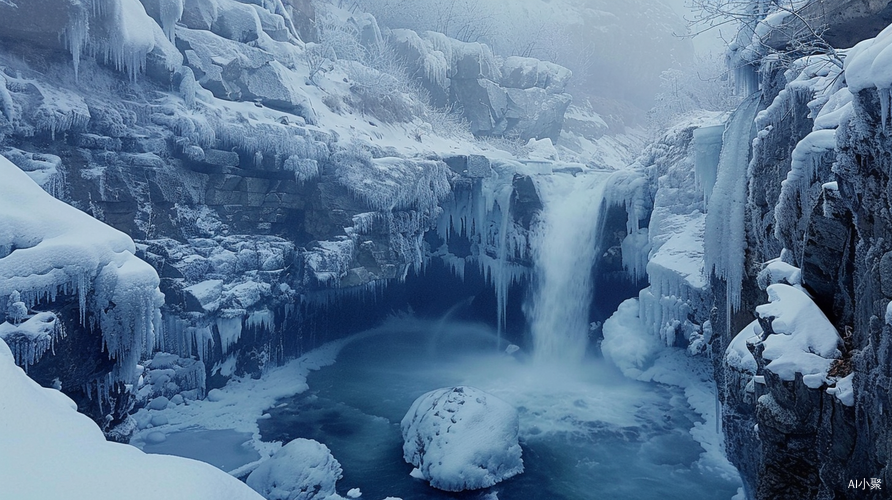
[[147, 396, 170, 410], [346, 487, 361, 498], [505, 344, 520, 355], [145, 431, 166, 444]]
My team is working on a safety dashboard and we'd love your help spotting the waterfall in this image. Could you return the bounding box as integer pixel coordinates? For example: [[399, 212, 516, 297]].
[[527, 170, 612, 364]]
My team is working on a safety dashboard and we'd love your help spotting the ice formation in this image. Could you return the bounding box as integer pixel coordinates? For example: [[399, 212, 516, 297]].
[[66, 0, 180, 81], [0, 155, 163, 382], [0, 311, 64, 370], [433, 158, 531, 335], [422, 31, 501, 82], [334, 156, 453, 213], [704, 94, 761, 312], [691, 125, 723, 202], [845, 22, 892, 128], [601, 298, 664, 378], [389, 29, 449, 88], [401, 386, 523, 492], [246, 438, 343, 500]]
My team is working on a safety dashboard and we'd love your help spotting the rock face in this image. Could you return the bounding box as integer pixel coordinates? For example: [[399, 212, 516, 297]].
[[390, 29, 572, 142], [401, 386, 523, 492], [246, 438, 342, 500], [708, 22, 892, 500]]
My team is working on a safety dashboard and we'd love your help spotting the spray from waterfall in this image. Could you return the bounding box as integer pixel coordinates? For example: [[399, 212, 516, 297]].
[[527, 171, 611, 365]]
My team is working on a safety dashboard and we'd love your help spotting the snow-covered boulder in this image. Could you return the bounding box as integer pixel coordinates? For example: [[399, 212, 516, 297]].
[[246, 438, 343, 500], [401, 386, 523, 492], [0, 337, 263, 500], [176, 28, 317, 123], [500, 56, 571, 93]]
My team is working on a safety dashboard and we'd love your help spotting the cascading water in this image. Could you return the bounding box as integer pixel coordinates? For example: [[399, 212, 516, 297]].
[[527, 170, 612, 364]]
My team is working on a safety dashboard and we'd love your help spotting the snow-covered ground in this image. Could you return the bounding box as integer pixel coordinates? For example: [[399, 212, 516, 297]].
[[0, 336, 263, 500]]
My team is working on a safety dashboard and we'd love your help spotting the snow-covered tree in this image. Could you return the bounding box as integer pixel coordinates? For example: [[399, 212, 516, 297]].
[[648, 52, 741, 129], [686, 0, 843, 70]]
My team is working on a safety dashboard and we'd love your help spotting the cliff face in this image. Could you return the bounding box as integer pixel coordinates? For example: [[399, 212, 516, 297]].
[[1, 0, 639, 438], [713, 27, 892, 500]]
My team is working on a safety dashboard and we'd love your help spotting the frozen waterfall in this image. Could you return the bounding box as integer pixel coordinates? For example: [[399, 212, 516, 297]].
[[528, 170, 611, 364]]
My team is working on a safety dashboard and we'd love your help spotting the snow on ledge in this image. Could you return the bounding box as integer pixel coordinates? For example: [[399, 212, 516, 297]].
[[725, 320, 759, 374], [0, 337, 263, 500], [0, 155, 163, 382], [754, 284, 842, 388]]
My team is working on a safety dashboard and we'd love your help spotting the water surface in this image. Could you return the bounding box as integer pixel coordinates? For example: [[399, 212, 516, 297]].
[[259, 318, 740, 499]]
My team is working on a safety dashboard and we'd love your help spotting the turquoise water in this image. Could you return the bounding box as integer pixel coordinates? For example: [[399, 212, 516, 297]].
[[258, 318, 741, 500]]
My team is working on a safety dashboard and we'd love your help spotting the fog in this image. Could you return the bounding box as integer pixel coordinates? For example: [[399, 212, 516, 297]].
[[361, 0, 714, 123]]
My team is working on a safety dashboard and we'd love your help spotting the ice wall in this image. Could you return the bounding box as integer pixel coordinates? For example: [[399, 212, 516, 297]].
[[704, 95, 761, 314]]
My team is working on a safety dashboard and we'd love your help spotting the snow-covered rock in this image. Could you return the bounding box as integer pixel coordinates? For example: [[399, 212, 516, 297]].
[[246, 438, 343, 500], [752, 284, 843, 388], [0, 154, 163, 382], [500, 56, 571, 93], [601, 298, 663, 378], [401, 386, 523, 492], [0, 337, 263, 500]]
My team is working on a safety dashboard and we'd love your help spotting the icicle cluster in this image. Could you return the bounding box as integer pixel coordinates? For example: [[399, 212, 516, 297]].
[[434, 161, 529, 333], [0, 155, 163, 383], [63, 0, 181, 81], [0, 311, 64, 370], [604, 169, 651, 281]]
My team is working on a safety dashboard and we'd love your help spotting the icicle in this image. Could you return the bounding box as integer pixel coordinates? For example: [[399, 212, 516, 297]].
[[881, 87, 890, 132], [704, 94, 761, 312], [65, 3, 89, 80], [158, 0, 184, 42]]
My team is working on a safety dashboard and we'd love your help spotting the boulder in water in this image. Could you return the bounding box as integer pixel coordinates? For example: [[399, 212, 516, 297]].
[[246, 438, 342, 500], [401, 386, 523, 492]]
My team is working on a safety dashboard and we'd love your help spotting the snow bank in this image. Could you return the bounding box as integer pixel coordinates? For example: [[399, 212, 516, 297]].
[[826, 373, 854, 407], [401, 386, 523, 492], [754, 284, 842, 388], [756, 259, 802, 289], [601, 300, 742, 483], [0, 155, 162, 382], [0, 337, 263, 500], [246, 438, 343, 500]]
